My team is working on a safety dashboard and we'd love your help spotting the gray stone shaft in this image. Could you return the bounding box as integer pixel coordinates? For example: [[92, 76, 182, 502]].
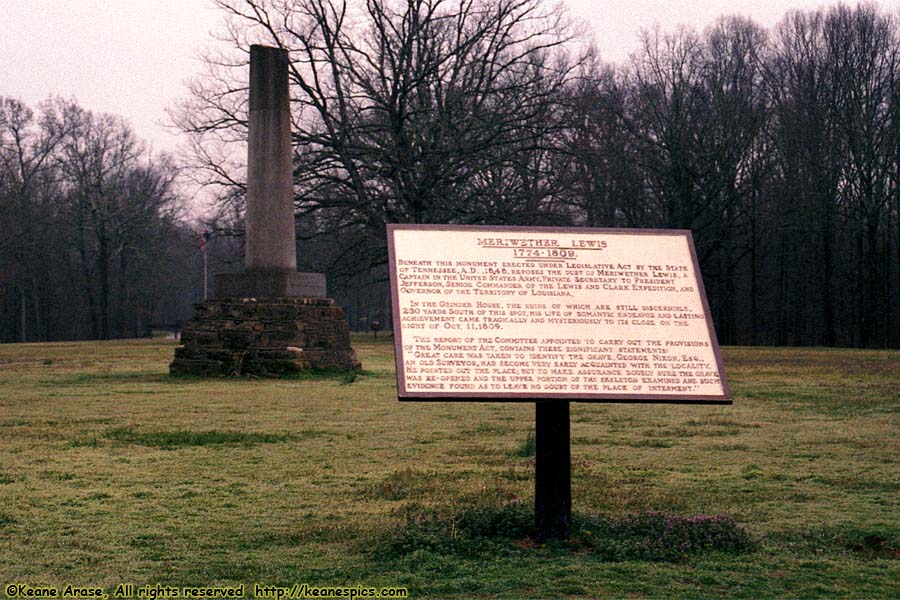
[[245, 44, 296, 273], [172, 47, 358, 378]]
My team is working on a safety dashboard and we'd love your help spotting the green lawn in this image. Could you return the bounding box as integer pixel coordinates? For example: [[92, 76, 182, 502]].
[[0, 337, 897, 599]]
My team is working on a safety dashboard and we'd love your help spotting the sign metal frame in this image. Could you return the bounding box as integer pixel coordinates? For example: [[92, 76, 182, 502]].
[[387, 224, 731, 405]]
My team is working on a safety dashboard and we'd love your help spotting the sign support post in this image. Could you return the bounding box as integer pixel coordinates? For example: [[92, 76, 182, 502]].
[[534, 400, 571, 541], [386, 225, 732, 544]]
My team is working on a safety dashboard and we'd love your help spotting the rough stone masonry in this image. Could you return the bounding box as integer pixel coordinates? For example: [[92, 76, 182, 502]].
[[170, 45, 359, 376]]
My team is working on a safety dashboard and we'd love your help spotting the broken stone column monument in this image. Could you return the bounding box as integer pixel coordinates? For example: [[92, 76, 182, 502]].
[[170, 45, 359, 376]]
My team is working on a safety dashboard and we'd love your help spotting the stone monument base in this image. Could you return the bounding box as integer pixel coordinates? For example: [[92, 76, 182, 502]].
[[170, 297, 360, 376]]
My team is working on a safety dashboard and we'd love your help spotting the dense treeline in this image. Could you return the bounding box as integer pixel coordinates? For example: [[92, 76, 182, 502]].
[[176, 0, 900, 347], [5, 1, 900, 348], [0, 97, 210, 342]]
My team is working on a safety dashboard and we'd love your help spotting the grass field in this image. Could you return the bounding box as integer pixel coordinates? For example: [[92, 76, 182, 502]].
[[0, 336, 898, 599]]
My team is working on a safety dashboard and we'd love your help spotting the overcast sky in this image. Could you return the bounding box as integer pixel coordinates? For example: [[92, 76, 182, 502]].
[[2, 0, 886, 157]]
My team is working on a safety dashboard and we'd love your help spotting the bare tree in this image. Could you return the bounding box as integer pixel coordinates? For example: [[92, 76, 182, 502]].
[[824, 5, 899, 347], [0, 97, 73, 341], [58, 106, 181, 339], [552, 54, 648, 228], [0, 97, 192, 342], [698, 16, 770, 344], [766, 10, 841, 345], [173, 0, 583, 275], [618, 25, 718, 237]]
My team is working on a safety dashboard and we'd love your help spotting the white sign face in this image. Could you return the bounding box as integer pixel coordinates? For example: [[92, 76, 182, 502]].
[[387, 225, 730, 403]]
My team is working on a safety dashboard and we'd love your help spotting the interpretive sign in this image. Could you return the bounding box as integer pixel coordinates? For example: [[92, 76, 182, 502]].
[[387, 225, 730, 403]]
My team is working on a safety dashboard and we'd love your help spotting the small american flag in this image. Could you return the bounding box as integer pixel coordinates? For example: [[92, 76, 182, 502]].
[[199, 229, 210, 251]]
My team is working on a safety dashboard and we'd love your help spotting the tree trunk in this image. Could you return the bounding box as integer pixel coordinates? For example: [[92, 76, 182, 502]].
[[777, 233, 788, 346], [31, 274, 43, 342], [863, 219, 880, 347], [19, 287, 27, 343], [98, 226, 110, 340], [749, 189, 759, 345], [119, 250, 129, 340], [821, 195, 836, 346], [855, 230, 866, 347]]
